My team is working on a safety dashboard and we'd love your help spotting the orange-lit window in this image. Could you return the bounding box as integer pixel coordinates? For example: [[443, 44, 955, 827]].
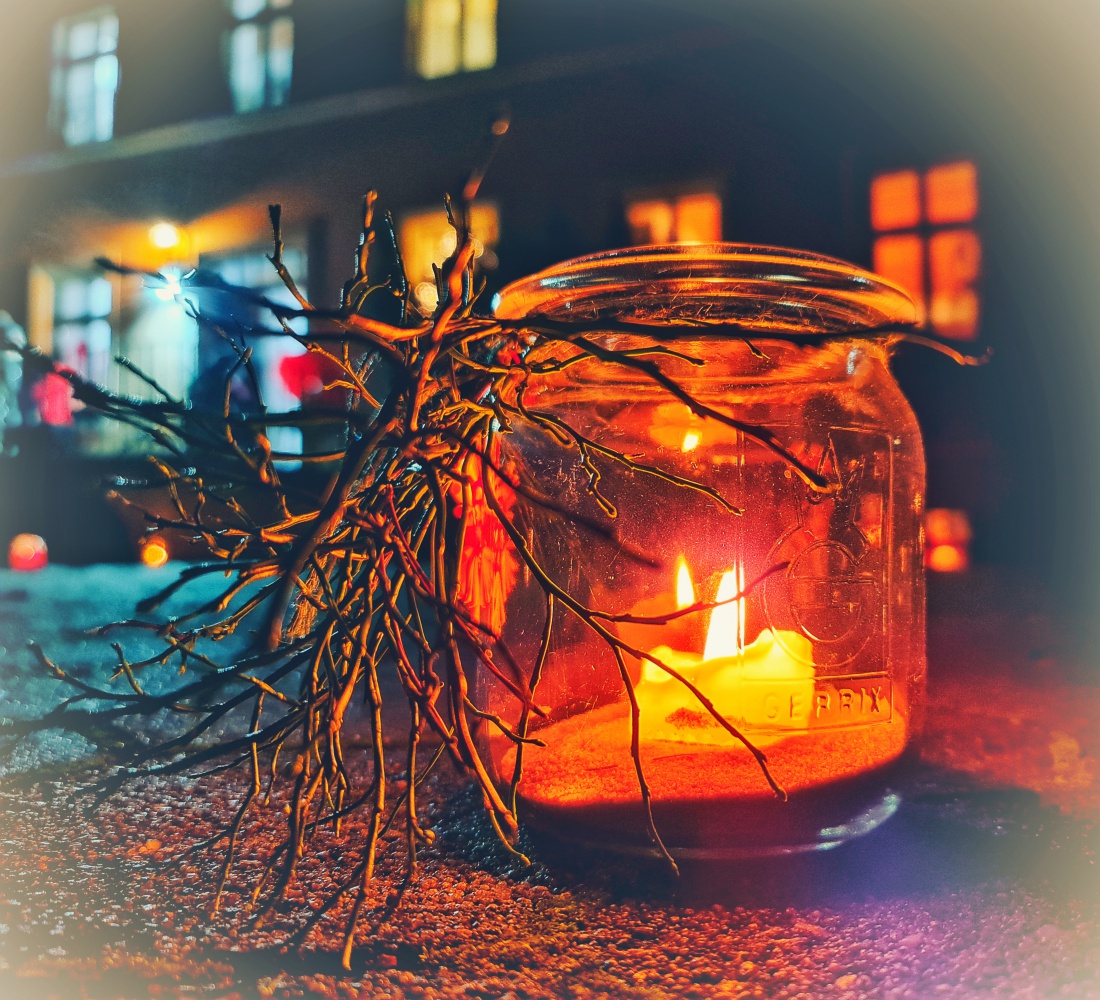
[[626, 190, 722, 245], [870, 160, 981, 341], [925, 161, 979, 225], [924, 508, 972, 573], [928, 229, 981, 339], [398, 203, 500, 314], [872, 233, 926, 324], [870, 171, 921, 232]]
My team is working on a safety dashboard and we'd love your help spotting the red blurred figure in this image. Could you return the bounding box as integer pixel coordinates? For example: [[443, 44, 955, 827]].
[[278, 351, 344, 404], [30, 370, 75, 426]]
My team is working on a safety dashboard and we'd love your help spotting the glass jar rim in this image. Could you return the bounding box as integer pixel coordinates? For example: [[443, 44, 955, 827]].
[[494, 243, 918, 334]]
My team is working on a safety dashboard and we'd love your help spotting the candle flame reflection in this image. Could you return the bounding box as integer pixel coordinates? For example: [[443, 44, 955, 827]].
[[675, 555, 695, 609], [703, 567, 746, 661]]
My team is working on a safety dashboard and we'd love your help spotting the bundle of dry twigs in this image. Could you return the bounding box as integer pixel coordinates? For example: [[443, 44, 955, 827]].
[[0, 129, 987, 962]]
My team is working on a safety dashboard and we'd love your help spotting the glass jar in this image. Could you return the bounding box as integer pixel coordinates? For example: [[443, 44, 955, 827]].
[[481, 245, 924, 858]]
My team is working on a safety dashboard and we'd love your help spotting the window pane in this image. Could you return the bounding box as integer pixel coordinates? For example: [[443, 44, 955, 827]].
[[84, 318, 113, 385], [626, 199, 675, 245], [416, 0, 462, 79], [231, 0, 267, 21], [674, 192, 722, 243], [267, 16, 294, 106], [64, 60, 96, 146], [872, 234, 925, 323], [57, 279, 88, 321], [462, 0, 497, 71], [928, 228, 981, 340], [93, 54, 119, 141], [67, 20, 99, 61], [870, 170, 921, 232], [87, 277, 113, 318], [229, 23, 266, 113], [97, 13, 119, 55], [925, 161, 979, 225]]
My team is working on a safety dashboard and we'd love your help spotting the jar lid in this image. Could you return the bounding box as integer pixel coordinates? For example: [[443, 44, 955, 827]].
[[494, 244, 917, 334]]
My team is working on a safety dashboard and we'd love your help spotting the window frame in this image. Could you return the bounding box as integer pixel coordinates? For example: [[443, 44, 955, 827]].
[[223, 0, 295, 114], [47, 6, 120, 147]]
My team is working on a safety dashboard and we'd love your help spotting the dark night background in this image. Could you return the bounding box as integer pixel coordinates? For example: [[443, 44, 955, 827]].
[[0, 0, 1098, 646]]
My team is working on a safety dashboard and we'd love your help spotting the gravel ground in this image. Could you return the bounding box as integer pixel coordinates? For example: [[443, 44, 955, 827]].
[[0, 566, 1097, 999]]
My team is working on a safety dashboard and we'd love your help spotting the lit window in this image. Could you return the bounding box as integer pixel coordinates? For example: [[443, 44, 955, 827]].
[[626, 190, 722, 245], [924, 161, 979, 226], [870, 161, 981, 341], [225, 0, 294, 114], [48, 7, 120, 146], [53, 274, 114, 388], [924, 508, 972, 573], [398, 203, 500, 314], [872, 234, 925, 323], [408, 0, 497, 80]]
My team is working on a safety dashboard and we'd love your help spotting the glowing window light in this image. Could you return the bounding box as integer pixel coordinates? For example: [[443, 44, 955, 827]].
[[924, 508, 972, 573], [626, 190, 722, 246], [928, 229, 981, 340], [870, 161, 981, 341], [410, 0, 497, 80], [225, 0, 294, 114], [49, 8, 120, 147], [924, 161, 979, 226], [462, 0, 497, 72], [626, 200, 675, 245], [48, 273, 113, 390], [872, 233, 926, 323], [8, 533, 48, 571], [870, 170, 921, 232]]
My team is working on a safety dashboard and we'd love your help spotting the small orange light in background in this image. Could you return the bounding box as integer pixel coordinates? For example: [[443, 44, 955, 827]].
[[141, 537, 169, 568], [8, 533, 48, 571], [927, 544, 968, 573], [924, 508, 972, 572]]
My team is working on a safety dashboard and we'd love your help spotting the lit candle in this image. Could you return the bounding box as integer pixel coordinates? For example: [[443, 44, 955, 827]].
[[635, 559, 816, 744]]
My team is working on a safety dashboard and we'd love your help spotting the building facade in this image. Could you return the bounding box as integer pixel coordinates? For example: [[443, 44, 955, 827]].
[[0, 0, 1087, 612]]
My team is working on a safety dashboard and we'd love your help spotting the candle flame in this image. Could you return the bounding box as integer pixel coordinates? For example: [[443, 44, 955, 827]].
[[681, 429, 701, 452], [703, 567, 746, 661], [675, 555, 695, 610]]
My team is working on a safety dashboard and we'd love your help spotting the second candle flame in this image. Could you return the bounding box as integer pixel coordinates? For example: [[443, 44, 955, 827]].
[[702, 566, 747, 662]]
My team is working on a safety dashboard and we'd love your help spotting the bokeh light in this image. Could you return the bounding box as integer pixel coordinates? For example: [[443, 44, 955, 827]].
[[8, 533, 48, 572]]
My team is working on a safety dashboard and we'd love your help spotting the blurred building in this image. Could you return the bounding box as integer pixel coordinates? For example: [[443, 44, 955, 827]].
[[0, 0, 1093, 619]]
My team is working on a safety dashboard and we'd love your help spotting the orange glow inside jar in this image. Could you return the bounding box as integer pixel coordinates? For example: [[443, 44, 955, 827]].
[[481, 246, 926, 858]]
